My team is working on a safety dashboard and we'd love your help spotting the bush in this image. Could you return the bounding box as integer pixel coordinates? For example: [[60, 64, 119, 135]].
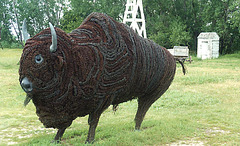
[[0, 41, 22, 49]]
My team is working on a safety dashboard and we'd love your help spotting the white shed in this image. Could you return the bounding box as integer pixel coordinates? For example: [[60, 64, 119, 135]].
[[197, 32, 220, 59]]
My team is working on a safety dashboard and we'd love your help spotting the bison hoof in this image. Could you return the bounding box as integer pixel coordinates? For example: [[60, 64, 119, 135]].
[[85, 139, 95, 144], [135, 126, 141, 131], [51, 139, 61, 144], [134, 128, 141, 132]]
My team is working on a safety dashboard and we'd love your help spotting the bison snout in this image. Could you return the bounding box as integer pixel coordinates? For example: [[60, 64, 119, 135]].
[[21, 77, 33, 93]]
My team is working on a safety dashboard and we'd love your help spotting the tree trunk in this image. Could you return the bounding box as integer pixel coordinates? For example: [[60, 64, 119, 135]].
[[12, 0, 24, 47]]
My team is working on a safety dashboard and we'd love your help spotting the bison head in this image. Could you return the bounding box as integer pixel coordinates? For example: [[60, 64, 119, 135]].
[[19, 23, 72, 104]]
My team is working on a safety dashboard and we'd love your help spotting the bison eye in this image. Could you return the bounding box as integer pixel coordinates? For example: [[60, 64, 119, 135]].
[[35, 54, 43, 64]]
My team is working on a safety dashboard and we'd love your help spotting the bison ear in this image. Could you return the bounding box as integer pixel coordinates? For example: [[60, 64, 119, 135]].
[[55, 56, 64, 71]]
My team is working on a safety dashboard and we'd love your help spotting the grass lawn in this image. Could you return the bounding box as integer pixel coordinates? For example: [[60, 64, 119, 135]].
[[0, 49, 240, 145]]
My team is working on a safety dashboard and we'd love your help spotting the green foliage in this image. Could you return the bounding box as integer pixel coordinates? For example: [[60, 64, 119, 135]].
[[0, 41, 21, 48], [169, 18, 191, 46], [60, 0, 125, 32], [149, 16, 191, 48], [0, 0, 67, 47], [144, 0, 239, 53], [0, 0, 15, 43], [199, 0, 240, 54], [148, 18, 171, 48], [144, 0, 202, 50], [60, 10, 84, 33], [15, 0, 67, 36], [230, 1, 240, 29]]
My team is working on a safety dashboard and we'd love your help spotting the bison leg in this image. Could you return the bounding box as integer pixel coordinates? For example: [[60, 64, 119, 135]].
[[85, 112, 102, 144], [53, 128, 66, 143], [86, 96, 114, 143], [134, 96, 158, 130]]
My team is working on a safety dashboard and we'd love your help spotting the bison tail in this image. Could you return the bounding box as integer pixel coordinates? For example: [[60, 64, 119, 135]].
[[176, 59, 186, 75]]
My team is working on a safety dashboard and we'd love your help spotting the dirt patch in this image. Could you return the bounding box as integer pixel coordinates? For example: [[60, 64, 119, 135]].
[[0, 126, 56, 145], [168, 127, 231, 145], [168, 138, 204, 146], [205, 127, 230, 136]]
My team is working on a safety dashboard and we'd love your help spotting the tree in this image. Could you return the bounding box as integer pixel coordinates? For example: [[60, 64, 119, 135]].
[[12, 0, 24, 47], [15, 0, 67, 37], [144, 0, 240, 54], [0, 0, 68, 48], [230, 0, 240, 31], [0, 0, 239, 53], [61, 0, 125, 32], [169, 18, 191, 47], [144, 0, 192, 49], [201, 0, 240, 54], [0, 0, 14, 43]]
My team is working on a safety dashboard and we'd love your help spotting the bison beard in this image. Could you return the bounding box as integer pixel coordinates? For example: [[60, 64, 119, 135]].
[[19, 12, 181, 143]]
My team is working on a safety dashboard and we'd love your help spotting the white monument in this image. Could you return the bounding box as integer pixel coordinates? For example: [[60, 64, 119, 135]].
[[197, 32, 220, 60], [123, 0, 147, 38]]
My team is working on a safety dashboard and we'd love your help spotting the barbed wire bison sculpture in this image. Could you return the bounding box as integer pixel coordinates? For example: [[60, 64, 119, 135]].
[[19, 12, 185, 143]]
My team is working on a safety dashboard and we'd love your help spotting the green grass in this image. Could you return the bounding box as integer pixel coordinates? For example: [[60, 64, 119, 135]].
[[0, 49, 240, 145]]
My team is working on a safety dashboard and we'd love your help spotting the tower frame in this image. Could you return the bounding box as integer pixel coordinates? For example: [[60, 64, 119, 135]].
[[123, 0, 147, 38]]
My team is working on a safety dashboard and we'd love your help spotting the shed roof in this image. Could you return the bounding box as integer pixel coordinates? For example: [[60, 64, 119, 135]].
[[173, 46, 188, 49], [197, 32, 219, 39]]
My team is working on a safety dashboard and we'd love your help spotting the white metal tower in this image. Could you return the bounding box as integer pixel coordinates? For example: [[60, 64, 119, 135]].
[[123, 0, 147, 38]]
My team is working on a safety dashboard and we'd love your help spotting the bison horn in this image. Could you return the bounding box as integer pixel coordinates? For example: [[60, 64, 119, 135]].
[[22, 18, 30, 43], [49, 22, 57, 52]]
